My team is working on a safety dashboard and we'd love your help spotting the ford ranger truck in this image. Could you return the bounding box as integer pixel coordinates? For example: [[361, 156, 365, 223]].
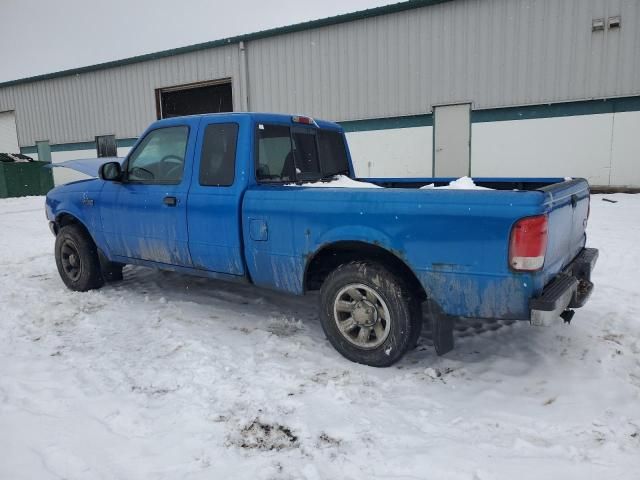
[[45, 113, 598, 367]]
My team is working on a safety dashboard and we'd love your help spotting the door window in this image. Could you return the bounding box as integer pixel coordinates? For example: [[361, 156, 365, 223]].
[[127, 126, 189, 183], [199, 123, 238, 186]]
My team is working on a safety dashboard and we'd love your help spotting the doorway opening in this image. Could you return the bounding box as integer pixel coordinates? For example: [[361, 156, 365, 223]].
[[155, 79, 233, 119]]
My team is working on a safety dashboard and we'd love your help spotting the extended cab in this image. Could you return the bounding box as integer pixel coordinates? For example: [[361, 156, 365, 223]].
[[45, 113, 598, 366]]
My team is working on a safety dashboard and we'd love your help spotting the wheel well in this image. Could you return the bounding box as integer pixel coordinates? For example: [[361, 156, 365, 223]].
[[55, 213, 91, 238], [304, 241, 426, 300]]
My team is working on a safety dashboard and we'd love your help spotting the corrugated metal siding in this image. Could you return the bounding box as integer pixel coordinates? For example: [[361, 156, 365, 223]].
[[248, 0, 640, 119], [0, 45, 241, 146], [1, 0, 639, 146]]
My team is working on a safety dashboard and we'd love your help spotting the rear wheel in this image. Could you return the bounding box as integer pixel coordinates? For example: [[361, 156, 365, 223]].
[[55, 224, 104, 291], [319, 261, 422, 367]]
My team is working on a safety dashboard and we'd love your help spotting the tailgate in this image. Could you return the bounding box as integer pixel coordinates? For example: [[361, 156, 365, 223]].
[[539, 179, 590, 279]]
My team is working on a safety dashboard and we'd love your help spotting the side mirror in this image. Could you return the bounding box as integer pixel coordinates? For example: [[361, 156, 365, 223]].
[[99, 161, 123, 181]]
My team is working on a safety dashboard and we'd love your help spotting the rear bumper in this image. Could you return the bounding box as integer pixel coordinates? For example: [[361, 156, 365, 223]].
[[529, 248, 599, 326]]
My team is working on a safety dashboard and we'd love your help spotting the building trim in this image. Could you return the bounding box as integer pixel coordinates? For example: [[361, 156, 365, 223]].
[[471, 95, 640, 123], [340, 113, 433, 132], [20, 137, 137, 155], [18, 95, 640, 153], [0, 0, 453, 88]]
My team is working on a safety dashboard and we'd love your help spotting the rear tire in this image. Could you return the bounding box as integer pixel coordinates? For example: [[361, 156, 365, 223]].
[[319, 261, 422, 367], [55, 224, 104, 291]]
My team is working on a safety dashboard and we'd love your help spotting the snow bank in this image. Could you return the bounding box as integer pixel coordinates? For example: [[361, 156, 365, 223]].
[[287, 175, 382, 188], [289, 175, 493, 190], [420, 176, 493, 190]]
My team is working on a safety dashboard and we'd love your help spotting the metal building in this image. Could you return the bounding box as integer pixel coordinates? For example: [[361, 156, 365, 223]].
[[0, 0, 638, 187]]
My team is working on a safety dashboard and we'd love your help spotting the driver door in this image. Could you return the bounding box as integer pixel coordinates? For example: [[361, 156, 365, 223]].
[[100, 120, 195, 266]]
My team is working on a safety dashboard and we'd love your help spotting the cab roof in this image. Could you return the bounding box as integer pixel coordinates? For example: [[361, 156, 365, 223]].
[[153, 112, 343, 131]]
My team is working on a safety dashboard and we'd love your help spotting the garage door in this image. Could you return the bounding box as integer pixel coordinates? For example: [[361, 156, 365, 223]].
[[157, 81, 233, 119], [0, 111, 19, 153]]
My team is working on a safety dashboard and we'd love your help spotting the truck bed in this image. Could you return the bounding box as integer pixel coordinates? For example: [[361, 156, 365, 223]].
[[359, 176, 569, 191], [242, 177, 590, 320]]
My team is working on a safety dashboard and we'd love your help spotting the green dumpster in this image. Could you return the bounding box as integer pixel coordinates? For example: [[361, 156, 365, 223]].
[[0, 158, 55, 198]]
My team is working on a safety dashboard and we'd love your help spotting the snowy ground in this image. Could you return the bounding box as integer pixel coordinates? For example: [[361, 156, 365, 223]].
[[1, 194, 639, 480]]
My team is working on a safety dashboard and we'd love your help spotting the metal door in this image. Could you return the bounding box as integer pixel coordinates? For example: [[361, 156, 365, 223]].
[[0, 111, 19, 153], [433, 103, 471, 177]]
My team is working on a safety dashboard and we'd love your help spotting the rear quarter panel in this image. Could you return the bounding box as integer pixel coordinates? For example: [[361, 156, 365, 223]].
[[242, 185, 549, 319]]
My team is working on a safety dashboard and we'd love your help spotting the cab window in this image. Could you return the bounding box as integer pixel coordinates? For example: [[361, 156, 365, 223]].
[[255, 123, 348, 183], [256, 124, 294, 182], [199, 123, 238, 186]]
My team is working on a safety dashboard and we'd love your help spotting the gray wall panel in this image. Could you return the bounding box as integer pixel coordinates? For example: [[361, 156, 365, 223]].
[[247, 0, 639, 120], [0, 0, 638, 147], [0, 44, 241, 146]]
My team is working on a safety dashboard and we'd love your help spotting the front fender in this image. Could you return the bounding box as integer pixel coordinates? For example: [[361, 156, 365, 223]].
[[46, 180, 108, 254]]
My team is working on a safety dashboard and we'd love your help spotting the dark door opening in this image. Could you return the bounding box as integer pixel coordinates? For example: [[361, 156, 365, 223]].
[[157, 81, 233, 119]]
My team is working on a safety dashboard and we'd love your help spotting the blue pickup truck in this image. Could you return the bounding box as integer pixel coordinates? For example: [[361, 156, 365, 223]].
[[45, 112, 598, 366]]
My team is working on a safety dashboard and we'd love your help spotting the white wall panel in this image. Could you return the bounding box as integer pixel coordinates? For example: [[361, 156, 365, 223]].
[[610, 111, 640, 187], [470, 115, 613, 186], [346, 126, 432, 178]]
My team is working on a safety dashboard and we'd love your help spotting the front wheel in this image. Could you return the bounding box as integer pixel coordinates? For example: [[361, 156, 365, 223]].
[[319, 261, 422, 367], [55, 225, 105, 291]]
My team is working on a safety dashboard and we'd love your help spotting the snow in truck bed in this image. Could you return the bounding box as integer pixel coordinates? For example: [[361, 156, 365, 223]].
[[0, 194, 639, 479]]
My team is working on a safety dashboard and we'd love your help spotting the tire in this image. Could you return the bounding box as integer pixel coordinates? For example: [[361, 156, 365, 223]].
[[319, 261, 422, 367], [54, 224, 105, 291]]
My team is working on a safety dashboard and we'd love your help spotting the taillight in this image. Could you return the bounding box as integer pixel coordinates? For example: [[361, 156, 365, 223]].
[[509, 215, 548, 271]]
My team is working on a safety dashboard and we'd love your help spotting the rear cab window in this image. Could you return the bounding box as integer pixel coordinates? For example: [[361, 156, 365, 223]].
[[255, 122, 349, 183], [199, 123, 238, 186]]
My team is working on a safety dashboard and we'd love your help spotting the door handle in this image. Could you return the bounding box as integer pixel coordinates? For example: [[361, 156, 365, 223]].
[[163, 196, 177, 207]]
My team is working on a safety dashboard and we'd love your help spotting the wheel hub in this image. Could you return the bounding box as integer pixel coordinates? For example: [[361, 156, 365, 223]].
[[60, 240, 82, 282], [352, 300, 378, 327], [332, 283, 392, 350]]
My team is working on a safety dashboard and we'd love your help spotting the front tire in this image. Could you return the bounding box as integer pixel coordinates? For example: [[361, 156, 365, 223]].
[[55, 224, 104, 291], [319, 261, 422, 367]]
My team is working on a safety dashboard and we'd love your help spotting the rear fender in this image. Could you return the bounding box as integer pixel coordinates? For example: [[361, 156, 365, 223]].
[[315, 225, 394, 251]]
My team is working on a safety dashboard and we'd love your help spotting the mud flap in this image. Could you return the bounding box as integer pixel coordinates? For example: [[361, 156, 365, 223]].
[[431, 313, 455, 356], [98, 250, 124, 282]]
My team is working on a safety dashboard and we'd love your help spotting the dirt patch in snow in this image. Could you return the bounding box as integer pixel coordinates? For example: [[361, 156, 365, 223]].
[[266, 316, 304, 337], [230, 419, 299, 451]]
